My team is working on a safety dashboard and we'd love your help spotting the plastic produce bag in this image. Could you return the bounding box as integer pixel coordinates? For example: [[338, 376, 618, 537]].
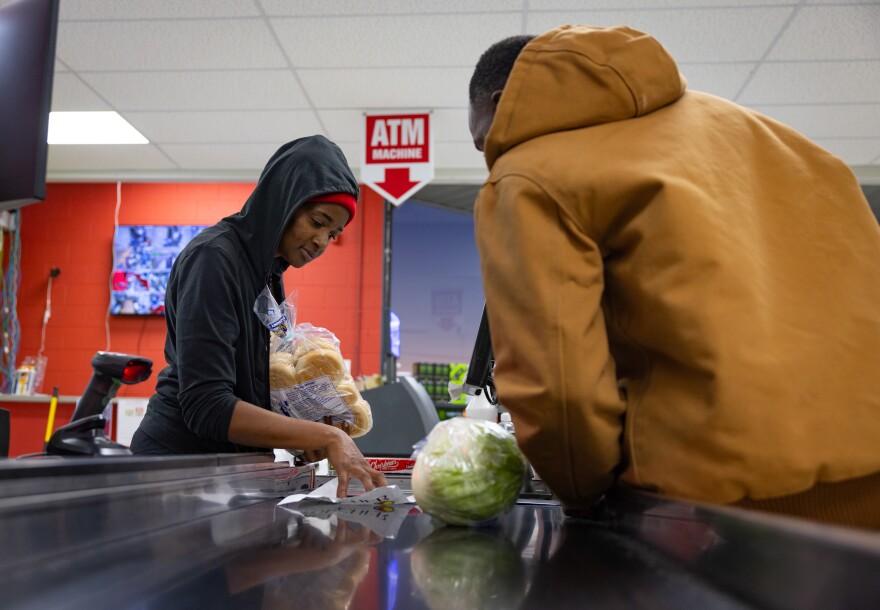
[[411, 417, 527, 526], [254, 287, 372, 438]]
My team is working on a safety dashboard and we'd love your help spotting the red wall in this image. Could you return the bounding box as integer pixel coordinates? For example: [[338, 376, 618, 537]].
[[14, 182, 387, 400]]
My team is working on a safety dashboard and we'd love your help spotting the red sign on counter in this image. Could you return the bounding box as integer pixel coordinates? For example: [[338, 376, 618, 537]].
[[366, 457, 416, 472]]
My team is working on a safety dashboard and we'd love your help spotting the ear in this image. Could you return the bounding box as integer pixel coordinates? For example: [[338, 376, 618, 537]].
[[490, 89, 503, 107]]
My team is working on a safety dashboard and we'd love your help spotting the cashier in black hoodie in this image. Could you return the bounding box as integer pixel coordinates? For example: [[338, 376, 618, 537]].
[[131, 136, 387, 496]]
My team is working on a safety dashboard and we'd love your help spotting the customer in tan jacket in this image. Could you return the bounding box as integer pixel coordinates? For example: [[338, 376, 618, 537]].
[[468, 25, 880, 528]]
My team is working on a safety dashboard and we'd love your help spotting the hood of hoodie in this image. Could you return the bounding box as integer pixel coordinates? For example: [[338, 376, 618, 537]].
[[483, 25, 687, 168], [218, 135, 359, 290]]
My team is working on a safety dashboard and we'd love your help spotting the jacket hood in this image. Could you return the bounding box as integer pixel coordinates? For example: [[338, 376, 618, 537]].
[[219, 135, 359, 288], [484, 25, 687, 167]]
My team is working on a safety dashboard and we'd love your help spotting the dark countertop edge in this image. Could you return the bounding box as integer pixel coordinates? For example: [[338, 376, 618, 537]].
[[0, 452, 278, 479]]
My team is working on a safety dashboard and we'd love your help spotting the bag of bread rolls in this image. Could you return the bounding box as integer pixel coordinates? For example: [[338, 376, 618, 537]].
[[266, 322, 373, 439], [253, 286, 295, 347], [255, 287, 373, 437], [332, 377, 373, 439]]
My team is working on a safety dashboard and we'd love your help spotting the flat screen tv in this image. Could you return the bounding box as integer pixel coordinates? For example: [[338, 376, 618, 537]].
[[111, 225, 207, 315], [0, 0, 59, 209]]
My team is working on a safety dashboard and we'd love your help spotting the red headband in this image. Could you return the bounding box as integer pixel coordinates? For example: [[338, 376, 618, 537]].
[[306, 192, 357, 226]]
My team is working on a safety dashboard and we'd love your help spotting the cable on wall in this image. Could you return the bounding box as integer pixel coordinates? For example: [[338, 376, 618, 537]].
[[0, 212, 22, 393], [38, 267, 61, 359], [105, 181, 122, 352]]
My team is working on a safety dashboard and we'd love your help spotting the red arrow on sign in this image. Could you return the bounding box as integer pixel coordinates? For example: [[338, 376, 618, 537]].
[[376, 167, 419, 201]]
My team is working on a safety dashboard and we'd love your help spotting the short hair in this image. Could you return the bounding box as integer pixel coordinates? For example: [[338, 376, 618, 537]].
[[469, 35, 536, 104]]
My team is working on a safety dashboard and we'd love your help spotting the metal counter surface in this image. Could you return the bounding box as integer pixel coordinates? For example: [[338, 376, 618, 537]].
[[1, 456, 879, 609]]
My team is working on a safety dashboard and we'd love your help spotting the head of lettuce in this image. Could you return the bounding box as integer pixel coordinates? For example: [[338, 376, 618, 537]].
[[412, 417, 528, 526]]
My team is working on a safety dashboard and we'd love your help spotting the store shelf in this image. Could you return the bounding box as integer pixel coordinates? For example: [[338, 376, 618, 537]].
[[0, 393, 79, 404]]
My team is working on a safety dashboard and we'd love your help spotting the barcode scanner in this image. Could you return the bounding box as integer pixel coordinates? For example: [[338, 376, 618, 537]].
[[46, 352, 152, 456]]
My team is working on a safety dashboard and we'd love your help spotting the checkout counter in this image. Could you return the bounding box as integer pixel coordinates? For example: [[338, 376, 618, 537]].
[[1, 451, 879, 609], [2, 339, 878, 608]]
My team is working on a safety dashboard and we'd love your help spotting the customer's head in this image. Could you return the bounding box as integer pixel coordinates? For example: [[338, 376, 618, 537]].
[[468, 35, 535, 151], [275, 192, 356, 268]]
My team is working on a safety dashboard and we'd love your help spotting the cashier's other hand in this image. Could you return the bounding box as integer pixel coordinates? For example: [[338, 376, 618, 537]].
[[325, 428, 387, 497]]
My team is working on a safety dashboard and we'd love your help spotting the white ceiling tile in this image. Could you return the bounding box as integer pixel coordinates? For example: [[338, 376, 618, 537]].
[[59, 0, 262, 20], [435, 142, 487, 170], [804, 0, 880, 4], [679, 63, 755, 101], [529, 0, 797, 7], [300, 67, 472, 109], [271, 13, 522, 68], [526, 7, 793, 62], [50, 73, 113, 111], [47, 144, 177, 171], [334, 141, 364, 172], [318, 110, 370, 144], [746, 104, 880, 139], [160, 143, 278, 172], [432, 109, 475, 143], [79, 70, 309, 111], [57, 19, 287, 71], [809, 138, 880, 166], [740, 61, 880, 105], [261, 0, 522, 16], [769, 5, 880, 61], [123, 110, 324, 144]]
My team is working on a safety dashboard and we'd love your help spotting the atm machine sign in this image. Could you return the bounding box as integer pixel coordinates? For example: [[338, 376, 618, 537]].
[[366, 115, 429, 163], [362, 112, 433, 205]]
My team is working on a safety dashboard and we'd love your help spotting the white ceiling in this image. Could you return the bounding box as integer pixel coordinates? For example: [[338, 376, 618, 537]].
[[7, 0, 880, 185]]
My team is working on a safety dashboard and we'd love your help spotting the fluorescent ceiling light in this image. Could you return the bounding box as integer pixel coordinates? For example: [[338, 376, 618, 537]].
[[48, 111, 149, 145]]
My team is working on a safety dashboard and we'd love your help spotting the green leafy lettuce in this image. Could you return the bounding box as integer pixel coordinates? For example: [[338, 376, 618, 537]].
[[412, 417, 527, 526]]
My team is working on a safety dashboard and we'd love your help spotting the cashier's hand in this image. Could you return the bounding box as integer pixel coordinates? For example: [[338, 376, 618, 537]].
[[324, 428, 387, 497]]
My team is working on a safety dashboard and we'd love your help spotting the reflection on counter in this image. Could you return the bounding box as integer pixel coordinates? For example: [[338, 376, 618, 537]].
[[383, 505, 564, 609], [411, 528, 527, 610], [226, 517, 380, 610], [136, 502, 563, 610], [139, 506, 383, 610]]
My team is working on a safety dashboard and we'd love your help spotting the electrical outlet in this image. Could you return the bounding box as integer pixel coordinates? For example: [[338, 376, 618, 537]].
[[0, 211, 16, 231]]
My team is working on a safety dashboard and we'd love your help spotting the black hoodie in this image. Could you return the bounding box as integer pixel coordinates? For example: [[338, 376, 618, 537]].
[[136, 136, 360, 453]]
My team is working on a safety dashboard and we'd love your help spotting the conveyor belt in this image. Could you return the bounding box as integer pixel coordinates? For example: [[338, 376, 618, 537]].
[[1, 455, 878, 609]]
